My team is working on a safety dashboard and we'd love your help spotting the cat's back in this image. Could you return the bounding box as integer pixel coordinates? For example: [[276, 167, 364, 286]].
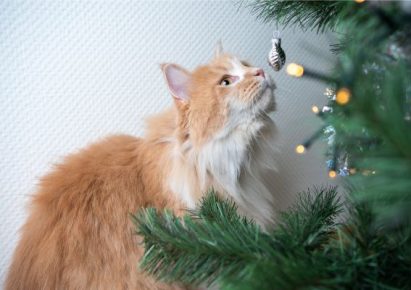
[[5, 134, 180, 290], [33, 134, 149, 217], [37, 134, 145, 201]]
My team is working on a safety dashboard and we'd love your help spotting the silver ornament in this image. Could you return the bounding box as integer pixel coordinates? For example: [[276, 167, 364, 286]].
[[322, 106, 333, 113], [268, 31, 286, 71]]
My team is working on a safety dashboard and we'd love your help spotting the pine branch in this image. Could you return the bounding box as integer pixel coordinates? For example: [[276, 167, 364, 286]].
[[133, 187, 342, 288], [274, 187, 342, 251], [134, 188, 411, 289], [329, 36, 411, 227], [249, 0, 346, 32], [133, 191, 271, 286]]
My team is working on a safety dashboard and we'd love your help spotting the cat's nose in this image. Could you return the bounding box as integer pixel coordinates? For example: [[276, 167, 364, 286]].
[[254, 68, 265, 79]]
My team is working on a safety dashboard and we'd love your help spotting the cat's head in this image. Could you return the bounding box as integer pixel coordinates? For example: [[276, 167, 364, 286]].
[[161, 43, 276, 146]]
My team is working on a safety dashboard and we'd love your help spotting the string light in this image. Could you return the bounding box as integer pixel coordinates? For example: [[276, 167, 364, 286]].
[[286, 63, 304, 77], [362, 170, 371, 176], [295, 144, 306, 154], [361, 169, 377, 176], [311, 105, 320, 114], [355, 0, 365, 3], [336, 88, 351, 105], [295, 127, 325, 155], [328, 170, 337, 179], [349, 168, 357, 175]]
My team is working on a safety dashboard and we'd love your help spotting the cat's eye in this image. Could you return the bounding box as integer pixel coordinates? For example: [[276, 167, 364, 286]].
[[220, 78, 232, 86]]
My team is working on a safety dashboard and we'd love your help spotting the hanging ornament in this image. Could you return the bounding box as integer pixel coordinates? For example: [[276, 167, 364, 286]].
[[324, 87, 336, 100], [268, 31, 286, 71], [322, 105, 333, 113], [339, 157, 350, 177]]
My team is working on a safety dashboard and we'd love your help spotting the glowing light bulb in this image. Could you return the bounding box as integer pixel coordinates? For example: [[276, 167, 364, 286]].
[[336, 88, 351, 105], [328, 170, 337, 179], [362, 170, 371, 176], [311, 105, 320, 114], [286, 63, 304, 77], [295, 145, 306, 154], [355, 0, 365, 3]]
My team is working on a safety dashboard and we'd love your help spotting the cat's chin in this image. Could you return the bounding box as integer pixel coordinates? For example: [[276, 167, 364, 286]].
[[253, 79, 276, 114]]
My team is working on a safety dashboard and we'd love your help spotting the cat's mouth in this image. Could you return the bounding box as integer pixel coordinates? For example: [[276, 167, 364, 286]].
[[251, 78, 275, 111], [228, 77, 276, 116], [253, 80, 275, 105], [256, 80, 269, 97]]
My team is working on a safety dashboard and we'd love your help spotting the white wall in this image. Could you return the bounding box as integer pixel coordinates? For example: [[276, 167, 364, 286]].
[[0, 1, 336, 287]]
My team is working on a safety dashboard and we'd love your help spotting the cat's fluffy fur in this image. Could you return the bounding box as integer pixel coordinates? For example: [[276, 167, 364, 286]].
[[5, 46, 279, 290]]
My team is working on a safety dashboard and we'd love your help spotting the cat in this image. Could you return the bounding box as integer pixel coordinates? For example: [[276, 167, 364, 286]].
[[5, 43, 279, 290]]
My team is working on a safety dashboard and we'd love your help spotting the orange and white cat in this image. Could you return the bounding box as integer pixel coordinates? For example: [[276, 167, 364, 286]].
[[5, 44, 279, 290]]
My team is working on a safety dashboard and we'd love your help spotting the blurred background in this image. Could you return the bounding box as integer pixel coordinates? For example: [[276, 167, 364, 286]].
[[0, 0, 336, 286]]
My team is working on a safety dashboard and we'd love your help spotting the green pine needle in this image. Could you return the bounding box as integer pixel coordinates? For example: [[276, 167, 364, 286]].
[[274, 187, 342, 251], [249, 1, 346, 32], [133, 187, 343, 288], [134, 189, 410, 289]]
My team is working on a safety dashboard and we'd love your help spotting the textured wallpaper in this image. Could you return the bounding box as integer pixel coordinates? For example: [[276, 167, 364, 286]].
[[0, 1, 336, 286]]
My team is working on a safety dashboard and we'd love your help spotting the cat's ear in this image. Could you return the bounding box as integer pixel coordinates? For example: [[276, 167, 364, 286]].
[[214, 40, 224, 58], [161, 63, 191, 102]]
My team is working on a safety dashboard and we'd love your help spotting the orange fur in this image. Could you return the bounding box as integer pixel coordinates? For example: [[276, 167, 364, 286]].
[[6, 49, 277, 289], [5, 134, 186, 290]]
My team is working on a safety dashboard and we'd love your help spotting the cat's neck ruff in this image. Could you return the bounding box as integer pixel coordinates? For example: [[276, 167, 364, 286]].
[[168, 113, 279, 226]]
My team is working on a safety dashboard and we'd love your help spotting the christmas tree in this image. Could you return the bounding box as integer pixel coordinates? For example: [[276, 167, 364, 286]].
[[134, 1, 411, 289]]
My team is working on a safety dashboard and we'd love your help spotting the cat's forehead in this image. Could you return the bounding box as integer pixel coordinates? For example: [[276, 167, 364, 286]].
[[210, 54, 246, 71], [202, 54, 252, 78]]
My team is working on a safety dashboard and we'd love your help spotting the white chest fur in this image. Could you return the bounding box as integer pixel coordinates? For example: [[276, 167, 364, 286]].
[[168, 115, 279, 227]]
